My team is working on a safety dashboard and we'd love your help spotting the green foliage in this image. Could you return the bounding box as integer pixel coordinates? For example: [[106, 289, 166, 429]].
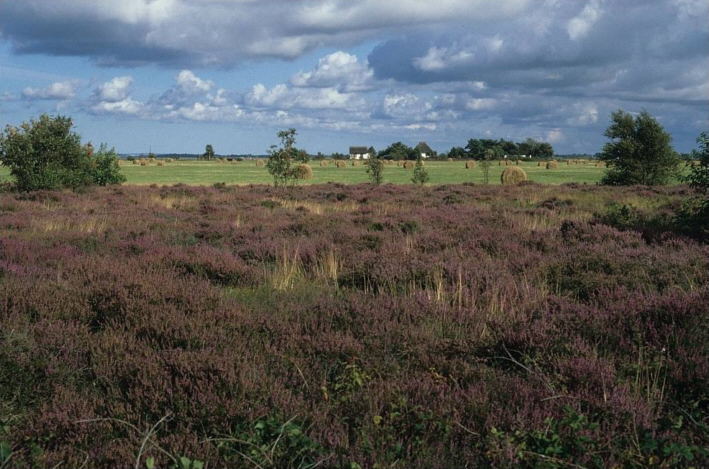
[[91, 144, 127, 186], [411, 156, 429, 185], [266, 129, 309, 187], [487, 407, 604, 468], [0, 114, 124, 191], [216, 416, 325, 468], [599, 110, 680, 186], [379, 142, 416, 160], [366, 158, 385, 185], [201, 144, 215, 161], [686, 132, 709, 192]]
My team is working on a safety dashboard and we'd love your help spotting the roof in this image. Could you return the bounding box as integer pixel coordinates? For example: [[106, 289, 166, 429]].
[[415, 141, 433, 153], [349, 146, 369, 154]]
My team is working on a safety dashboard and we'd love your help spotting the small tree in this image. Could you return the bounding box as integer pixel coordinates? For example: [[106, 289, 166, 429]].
[[411, 155, 429, 185], [367, 158, 384, 185], [267, 128, 299, 187], [686, 132, 709, 194], [480, 148, 497, 184], [202, 144, 215, 160], [599, 110, 680, 185], [0, 114, 124, 191]]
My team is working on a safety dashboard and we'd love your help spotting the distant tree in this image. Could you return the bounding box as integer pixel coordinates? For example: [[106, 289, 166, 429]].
[[448, 146, 466, 159], [367, 158, 385, 185], [202, 144, 215, 161], [367, 146, 377, 158], [411, 154, 429, 185], [379, 142, 415, 160], [599, 110, 680, 185], [498, 139, 519, 155], [0, 114, 124, 191]]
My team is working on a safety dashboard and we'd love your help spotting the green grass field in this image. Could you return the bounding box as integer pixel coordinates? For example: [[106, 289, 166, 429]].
[[0, 159, 608, 185]]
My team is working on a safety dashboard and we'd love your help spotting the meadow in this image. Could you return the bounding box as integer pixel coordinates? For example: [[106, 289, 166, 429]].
[[0, 182, 706, 468], [1, 159, 608, 186]]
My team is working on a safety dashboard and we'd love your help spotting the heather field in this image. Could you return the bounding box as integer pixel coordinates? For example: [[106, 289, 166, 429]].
[[0, 183, 707, 468]]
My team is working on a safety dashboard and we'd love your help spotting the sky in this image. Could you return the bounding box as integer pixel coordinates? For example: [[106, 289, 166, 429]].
[[0, 0, 707, 155]]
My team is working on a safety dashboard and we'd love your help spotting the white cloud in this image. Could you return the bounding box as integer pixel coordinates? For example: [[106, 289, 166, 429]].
[[413, 46, 474, 71], [291, 51, 374, 91], [176, 70, 213, 94], [246, 83, 360, 110], [567, 0, 603, 41], [22, 81, 77, 100], [95, 76, 133, 102], [91, 97, 144, 116]]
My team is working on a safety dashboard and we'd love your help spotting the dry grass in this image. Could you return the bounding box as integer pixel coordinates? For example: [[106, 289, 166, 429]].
[[313, 247, 340, 284], [500, 166, 528, 185], [271, 247, 303, 290], [294, 164, 313, 180], [33, 216, 108, 234]]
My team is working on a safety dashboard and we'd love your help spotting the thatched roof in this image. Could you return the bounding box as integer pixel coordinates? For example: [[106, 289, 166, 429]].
[[349, 146, 369, 154], [415, 142, 433, 154]]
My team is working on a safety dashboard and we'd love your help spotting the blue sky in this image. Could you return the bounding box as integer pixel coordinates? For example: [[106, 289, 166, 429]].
[[0, 0, 707, 155]]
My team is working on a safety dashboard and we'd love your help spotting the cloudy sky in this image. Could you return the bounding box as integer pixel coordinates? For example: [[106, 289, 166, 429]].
[[0, 0, 707, 155]]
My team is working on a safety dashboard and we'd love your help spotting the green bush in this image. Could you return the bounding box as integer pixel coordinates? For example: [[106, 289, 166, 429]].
[[0, 114, 125, 191]]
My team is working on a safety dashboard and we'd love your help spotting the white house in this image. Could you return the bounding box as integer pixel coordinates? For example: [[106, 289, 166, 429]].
[[349, 146, 371, 160], [414, 142, 434, 159]]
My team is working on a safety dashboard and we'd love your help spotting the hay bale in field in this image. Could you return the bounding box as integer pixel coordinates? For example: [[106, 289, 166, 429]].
[[403, 161, 415, 169], [319, 160, 329, 167], [465, 161, 476, 169], [255, 160, 265, 167], [537, 161, 542, 167], [501, 166, 528, 185], [546, 161, 558, 169], [140, 162, 147, 166], [352, 160, 361, 167], [157, 161, 164, 166], [335, 161, 347, 168], [132, 160, 139, 165], [504, 160, 511, 166], [566, 160, 571, 165], [498, 161, 502, 166], [294, 164, 313, 180], [447, 158, 453, 161]]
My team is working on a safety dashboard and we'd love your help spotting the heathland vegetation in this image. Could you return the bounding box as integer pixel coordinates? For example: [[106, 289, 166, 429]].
[[0, 112, 707, 467]]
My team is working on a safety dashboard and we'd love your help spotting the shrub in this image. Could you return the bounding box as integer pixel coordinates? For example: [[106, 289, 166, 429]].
[[411, 156, 429, 185], [367, 159, 385, 185], [0, 114, 124, 191], [500, 166, 528, 185], [465, 161, 476, 169], [293, 164, 313, 180], [600, 110, 680, 185]]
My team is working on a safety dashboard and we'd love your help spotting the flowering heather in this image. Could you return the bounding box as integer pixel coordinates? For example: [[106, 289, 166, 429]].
[[0, 183, 707, 468]]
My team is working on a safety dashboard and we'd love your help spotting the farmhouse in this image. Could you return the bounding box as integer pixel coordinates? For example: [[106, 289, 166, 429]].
[[349, 146, 371, 160], [415, 141, 434, 159]]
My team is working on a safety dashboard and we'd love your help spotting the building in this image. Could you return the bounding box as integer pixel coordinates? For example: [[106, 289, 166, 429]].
[[349, 146, 371, 160], [415, 142, 435, 159]]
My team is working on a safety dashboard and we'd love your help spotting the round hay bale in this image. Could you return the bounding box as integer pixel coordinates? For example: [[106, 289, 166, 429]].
[[546, 161, 558, 169], [319, 160, 329, 167], [294, 164, 313, 180], [352, 160, 361, 167], [465, 160, 476, 169], [447, 158, 453, 161], [335, 161, 346, 168], [501, 166, 528, 185], [140, 162, 147, 166], [255, 160, 265, 167], [132, 160, 139, 165], [403, 161, 415, 169], [537, 161, 542, 167], [157, 161, 164, 167], [498, 161, 502, 166]]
